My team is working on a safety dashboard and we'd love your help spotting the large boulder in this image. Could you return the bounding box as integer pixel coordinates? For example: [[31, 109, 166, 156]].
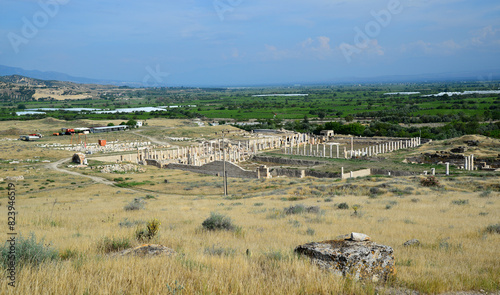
[[295, 233, 395, 282]]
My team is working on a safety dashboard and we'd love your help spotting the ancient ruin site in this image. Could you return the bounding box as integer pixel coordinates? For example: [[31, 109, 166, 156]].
[[0, 117, 499, 294]]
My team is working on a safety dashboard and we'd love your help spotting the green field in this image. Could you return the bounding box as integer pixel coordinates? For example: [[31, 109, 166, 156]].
[[1, 81, 499, 139]]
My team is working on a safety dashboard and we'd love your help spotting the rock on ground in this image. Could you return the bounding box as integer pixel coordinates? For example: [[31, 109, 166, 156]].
[[295, 236, 395, 282], [403, 239, 420, 247]]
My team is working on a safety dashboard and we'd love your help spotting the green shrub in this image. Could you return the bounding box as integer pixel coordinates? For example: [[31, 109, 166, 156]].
[[451, 199, 469, 205], [204, 245, 236, 256], [124, 198, 145, 211], [135, 218, 161, 241], [0, 233, 59, 268], [369, 187, 383, 195], [59, 248, 79, 260], [284, 204, 320, 215], [420, 176, 440, 187], [479, 190, 492, 198], [202, 212, 238, 231], [485, 224, 500, 234], [337, 202, 349, 210], [264, 250, 289, 261], [118, 218, 144, 228], [96, 237, 131, 253]]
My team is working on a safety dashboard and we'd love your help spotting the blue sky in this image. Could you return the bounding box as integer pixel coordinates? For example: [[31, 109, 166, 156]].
[[1, 0, 499, 86]]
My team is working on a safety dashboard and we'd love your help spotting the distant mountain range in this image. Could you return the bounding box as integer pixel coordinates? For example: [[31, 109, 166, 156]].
[[1, 64, 499, 87], [0, 65, 133, 86]]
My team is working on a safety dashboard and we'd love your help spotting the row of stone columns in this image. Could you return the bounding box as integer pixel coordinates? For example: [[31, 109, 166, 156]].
[[138, 134, 302, 166], [346, 137, 421, 159], [284, 143, 341, 158], [464, 154, 475, 171]]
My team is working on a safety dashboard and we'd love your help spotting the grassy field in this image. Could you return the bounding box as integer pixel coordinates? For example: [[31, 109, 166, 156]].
[[3, 82, 499, 123], [0, 119, 499, 294]]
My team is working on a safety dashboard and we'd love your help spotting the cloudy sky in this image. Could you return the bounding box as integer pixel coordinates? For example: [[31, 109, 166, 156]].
[[1, 0, 499, 86]]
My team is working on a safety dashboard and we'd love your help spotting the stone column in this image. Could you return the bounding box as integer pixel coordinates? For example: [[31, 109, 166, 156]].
[[464, 157, 468, 170], [470, 154, 474, 171], [341, 167, 344, 178], [336, 145, 339, 158], [446, 162, 450, 175], [351, 137, 354, 158], [431, 168, 435, 176]]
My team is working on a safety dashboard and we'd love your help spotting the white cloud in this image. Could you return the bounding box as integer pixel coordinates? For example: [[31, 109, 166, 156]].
[[401, 25, 500, 55], [469, 25, 500, 46], [261, 36, 334, 61]]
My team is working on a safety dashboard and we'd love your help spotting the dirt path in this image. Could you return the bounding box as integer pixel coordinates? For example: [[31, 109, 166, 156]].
[[45, 158, 115, 186], [131, 130, 174, 146]]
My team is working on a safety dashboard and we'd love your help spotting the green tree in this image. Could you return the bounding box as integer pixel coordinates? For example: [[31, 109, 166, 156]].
[[125, 119, 138, 127]]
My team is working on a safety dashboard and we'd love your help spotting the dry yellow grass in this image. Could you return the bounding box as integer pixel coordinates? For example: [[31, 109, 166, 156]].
[[0, 161, 499, 294], [33, 89, 92, 100], [0, 121, 499, 294]]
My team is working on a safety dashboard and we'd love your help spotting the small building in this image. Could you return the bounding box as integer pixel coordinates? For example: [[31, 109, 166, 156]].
[[320, 130, 335, 137], [90, 125, 128, 133]]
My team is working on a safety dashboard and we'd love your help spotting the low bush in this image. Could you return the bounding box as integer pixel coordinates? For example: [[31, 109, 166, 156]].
[[284, 204, 320, 215], [420, 176, 440, 187], [479, 190, 492, 198], [59, 248, 79, 260], [337, 202, 349, 210], [204, 245, 236, 256], [485, 224, 500, 234], [202, 212, 238, 231], [96, 236, 131, 253], [451, 199, 469, 205], [135, 218, 161, 241], [0, 233, 59, 268], [118, 218, 145, 228], [124, 198, 145, 211]]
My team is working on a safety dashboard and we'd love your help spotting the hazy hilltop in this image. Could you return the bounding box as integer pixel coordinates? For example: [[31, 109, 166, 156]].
[[0, 75, 134, 102], [0, 74, 123, 89], [0, 65, 128, 86]]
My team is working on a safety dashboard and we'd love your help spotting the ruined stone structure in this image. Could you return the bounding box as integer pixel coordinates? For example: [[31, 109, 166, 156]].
[[284, 137, 422, 159], [340, 168, 371, 179], [72, 153, 87, 165]]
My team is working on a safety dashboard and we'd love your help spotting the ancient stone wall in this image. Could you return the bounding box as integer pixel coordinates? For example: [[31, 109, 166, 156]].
[[252, 156, 326, 166], [305, 170, 340, 179], [341, 168, 371, 179], [270, 168, 340, 179], [270, 168, 305, 178], [371, 169, 417, 177]]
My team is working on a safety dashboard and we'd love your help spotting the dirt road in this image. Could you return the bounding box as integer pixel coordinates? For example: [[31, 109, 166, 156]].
[[45, 158, 115, 186], [131, 130, 174, 146]]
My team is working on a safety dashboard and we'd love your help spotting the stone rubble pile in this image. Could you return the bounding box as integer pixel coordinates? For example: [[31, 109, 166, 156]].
[[98, 164, 146, 174]]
